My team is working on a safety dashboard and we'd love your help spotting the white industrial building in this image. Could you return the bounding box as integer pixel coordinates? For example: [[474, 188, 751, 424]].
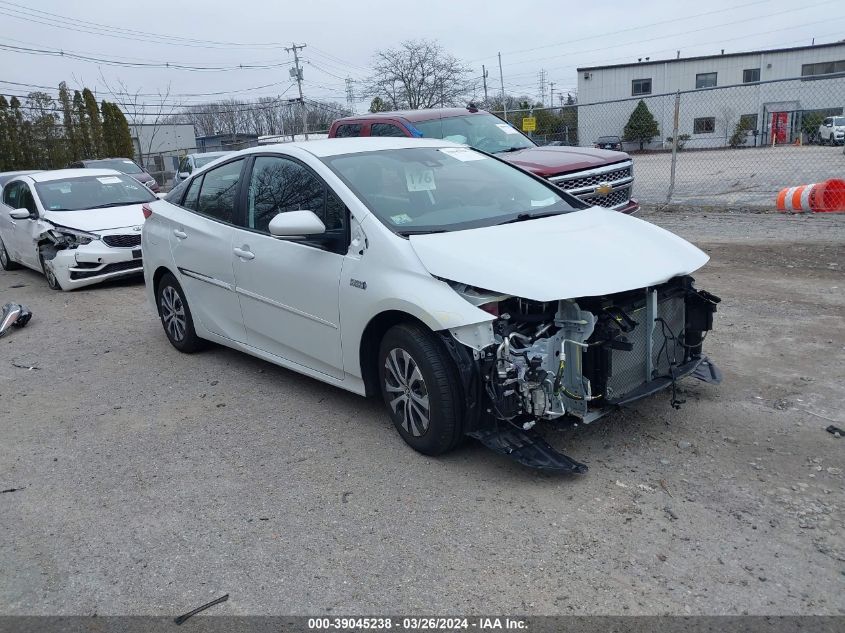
[[576, 42, 845, 150]]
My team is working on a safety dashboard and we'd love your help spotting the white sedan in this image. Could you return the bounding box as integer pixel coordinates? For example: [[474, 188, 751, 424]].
[[0, 169, 156, 290], [143, 138, 720, 472]]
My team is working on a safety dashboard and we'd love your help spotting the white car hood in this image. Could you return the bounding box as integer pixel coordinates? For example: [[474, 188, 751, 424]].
[[408, 208, 709, 302], [43, 204, 147, 232]]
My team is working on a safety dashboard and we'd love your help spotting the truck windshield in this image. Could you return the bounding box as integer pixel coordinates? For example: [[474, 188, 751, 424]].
[[413, 114, 535, 154], [323, 146, 580, 235], [35, 175, 155, 211]]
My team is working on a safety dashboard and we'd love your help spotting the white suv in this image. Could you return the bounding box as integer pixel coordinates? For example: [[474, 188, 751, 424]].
[[819, 116, 845, 145], [142, 138, 720, 472]]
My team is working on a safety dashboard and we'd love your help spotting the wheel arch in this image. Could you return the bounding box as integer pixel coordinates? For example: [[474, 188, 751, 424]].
[[359, 310, 431, 397], [151, 266, 176, 313]]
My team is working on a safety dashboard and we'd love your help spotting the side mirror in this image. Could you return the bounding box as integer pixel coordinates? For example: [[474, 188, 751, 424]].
[[155, 193, 168, 200], [178, 172, 190, 179], [9, 209, 31, 220], [268, 210, 326, 239]]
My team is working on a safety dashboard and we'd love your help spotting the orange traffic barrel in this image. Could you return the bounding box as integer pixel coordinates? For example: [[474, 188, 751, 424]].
[[777, 179, 845, 213]]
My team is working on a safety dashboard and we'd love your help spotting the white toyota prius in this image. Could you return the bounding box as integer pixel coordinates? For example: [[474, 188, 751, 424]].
[[0, 168, 155, 290], [143, 138, 721, 472]]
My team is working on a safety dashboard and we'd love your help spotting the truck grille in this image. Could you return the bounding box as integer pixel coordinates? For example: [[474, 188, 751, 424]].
[[555, 165, 632, 191], [103, 234, 142, 248], [582, 186, 631, 209], [605, 294, 686, 401], [549, 160, 634, 210]]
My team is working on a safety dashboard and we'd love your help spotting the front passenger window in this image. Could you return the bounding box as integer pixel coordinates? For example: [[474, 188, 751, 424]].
[[2, 182, 20, 208], [246, 156, 347, 252], [196, 159, 243, 223], [19, 186, 37, 215]]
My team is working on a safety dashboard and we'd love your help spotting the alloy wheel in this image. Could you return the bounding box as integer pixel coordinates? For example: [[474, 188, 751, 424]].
[[161, 285, 187, 342], [384, 347, 430, 437], [0, 241, 8, 267]]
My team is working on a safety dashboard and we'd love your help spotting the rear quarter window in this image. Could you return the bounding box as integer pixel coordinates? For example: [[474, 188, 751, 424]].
[[334, 124, 363, 138]]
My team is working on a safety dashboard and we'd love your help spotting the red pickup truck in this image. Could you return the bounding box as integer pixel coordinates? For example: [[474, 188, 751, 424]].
[[328, 107, 638, 213]]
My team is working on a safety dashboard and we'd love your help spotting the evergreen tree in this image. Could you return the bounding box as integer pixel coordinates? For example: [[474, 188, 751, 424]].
[[82, 88, 103, 157], [623, 100, 660, 151], [7, 97, 22, 168], [73, 90, 92, 158], [0, 96, 10, 171], [58, 82, 79, 162], [109, 102, 135, 158]]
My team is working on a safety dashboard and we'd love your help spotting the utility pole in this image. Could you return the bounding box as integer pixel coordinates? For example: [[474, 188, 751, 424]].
[[285, 43, 308, 140], [482, 64, 489, 103], [548, 81, 555, 111], [345, 77, 356, 115], [498, 52, 507, 120], [537, 69, 547, 107]]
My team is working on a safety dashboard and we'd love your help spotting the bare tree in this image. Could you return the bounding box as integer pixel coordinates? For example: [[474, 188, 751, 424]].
[[99, 72, 176, 164], [363, 39, 472, 110]]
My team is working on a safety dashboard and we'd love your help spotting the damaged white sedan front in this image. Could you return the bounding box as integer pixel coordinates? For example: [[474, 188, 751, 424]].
[[0, 169, 155, 290]]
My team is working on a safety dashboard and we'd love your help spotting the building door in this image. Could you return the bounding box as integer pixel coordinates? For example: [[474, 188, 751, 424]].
[[771, 112, 788, 144]]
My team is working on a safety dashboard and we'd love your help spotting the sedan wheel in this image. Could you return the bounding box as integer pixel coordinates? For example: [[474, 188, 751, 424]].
[[156, 272, 205, 353], [384, 348, 431, 438], [0, 237, 20, 271], [378, 323, 465, 455], [40, 256, 62, 290]]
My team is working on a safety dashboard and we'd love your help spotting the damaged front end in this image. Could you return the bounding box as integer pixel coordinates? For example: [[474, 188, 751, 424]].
[[38, 224, 143, 291], [448, 276, 721, 473]]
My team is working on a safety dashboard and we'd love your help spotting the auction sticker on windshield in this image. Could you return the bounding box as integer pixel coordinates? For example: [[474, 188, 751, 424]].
[[495, 123, 519, 135], [439, 147, 487, 162], [405, 167, 435, 191], [97, 176, 123, 184]]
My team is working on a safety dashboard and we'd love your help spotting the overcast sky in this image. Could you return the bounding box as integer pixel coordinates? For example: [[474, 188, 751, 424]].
[[1, 0, 842, 113]]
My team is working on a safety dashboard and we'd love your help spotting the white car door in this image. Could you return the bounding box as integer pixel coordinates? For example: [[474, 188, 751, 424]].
[[167, 159, 246, 342], [2, 180, 41, 269], [230, 154, 346, 379]]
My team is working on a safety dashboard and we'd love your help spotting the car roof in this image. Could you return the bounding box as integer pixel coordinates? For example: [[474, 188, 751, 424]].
[[335, 107, 487, 124], [190, 151, 230, 157], [237, 137, 461, 158], [30, 168, 124, 182], [81, 157, 136, 163]]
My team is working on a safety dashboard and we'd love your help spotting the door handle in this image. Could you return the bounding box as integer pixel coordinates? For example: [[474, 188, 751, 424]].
[[173, 229, 188, 239], [233, 247, 255, 260]]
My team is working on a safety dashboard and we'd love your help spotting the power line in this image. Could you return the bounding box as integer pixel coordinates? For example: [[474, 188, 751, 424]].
[[0, 43, 291, 72], [0, 0, 286, 49]]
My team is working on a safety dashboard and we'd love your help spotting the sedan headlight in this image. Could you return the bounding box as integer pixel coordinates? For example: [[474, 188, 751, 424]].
[[48, 227, 98, 246]]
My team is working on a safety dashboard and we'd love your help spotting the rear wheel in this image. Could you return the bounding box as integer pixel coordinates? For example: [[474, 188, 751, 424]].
[[0, 237, 20, 271], [156, 272, 205, 353], [378, 323, 465, 456]]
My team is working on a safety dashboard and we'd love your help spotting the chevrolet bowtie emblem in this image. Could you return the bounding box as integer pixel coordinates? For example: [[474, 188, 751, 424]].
[[595, 182, 613, 196]]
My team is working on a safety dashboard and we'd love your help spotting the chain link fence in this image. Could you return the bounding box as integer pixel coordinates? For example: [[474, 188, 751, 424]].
[[492, 74, 845, 208]]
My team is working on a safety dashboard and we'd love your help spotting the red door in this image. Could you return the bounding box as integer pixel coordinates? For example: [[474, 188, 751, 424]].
[[771, 112, 787, 144]]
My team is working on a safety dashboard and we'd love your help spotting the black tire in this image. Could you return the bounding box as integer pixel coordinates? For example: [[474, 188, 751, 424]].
[[378, 323, 465, 455], [156, 272, 205, 353], [0, 236, 20, 271], [39, 255, 63, 290]]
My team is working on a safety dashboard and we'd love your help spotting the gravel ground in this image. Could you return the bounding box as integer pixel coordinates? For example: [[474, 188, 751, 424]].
[[0, 210, 843, 616], [633, 144, 845, 207]]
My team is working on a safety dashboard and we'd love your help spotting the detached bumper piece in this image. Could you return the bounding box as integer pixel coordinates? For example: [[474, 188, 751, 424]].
[[468, 427, 588, 474], [0, 303, 32, 338]]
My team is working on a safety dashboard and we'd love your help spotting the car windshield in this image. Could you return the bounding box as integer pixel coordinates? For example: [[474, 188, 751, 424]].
[[195, 155, 224, 168], [323, 146, 581, 235], [413, 114, 535, 154], [833, 117, 845, 126], [89, 159, 143, 174], [35, 175, 155, 211]]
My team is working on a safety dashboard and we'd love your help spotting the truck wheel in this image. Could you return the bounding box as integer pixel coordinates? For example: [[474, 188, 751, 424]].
[[0, 237, 20, 271], [156, 272, 205, 353], [378, 323, 465, 456]]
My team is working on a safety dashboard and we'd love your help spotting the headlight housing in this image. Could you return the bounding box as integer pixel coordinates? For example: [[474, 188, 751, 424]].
[[48, 227, 98, 247]]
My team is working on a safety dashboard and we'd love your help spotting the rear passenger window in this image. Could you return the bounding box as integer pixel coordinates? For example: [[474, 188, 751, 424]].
[[196, 159, 244, 223], [371, 123, 406, 137], [334, 124, 362, 138]]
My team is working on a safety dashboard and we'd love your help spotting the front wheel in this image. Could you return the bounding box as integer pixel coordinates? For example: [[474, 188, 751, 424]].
[[40, 255, 63, 290], [0, 237, 20, 271], [156, 272, 205, 353], [378, 323, 465, 456]]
